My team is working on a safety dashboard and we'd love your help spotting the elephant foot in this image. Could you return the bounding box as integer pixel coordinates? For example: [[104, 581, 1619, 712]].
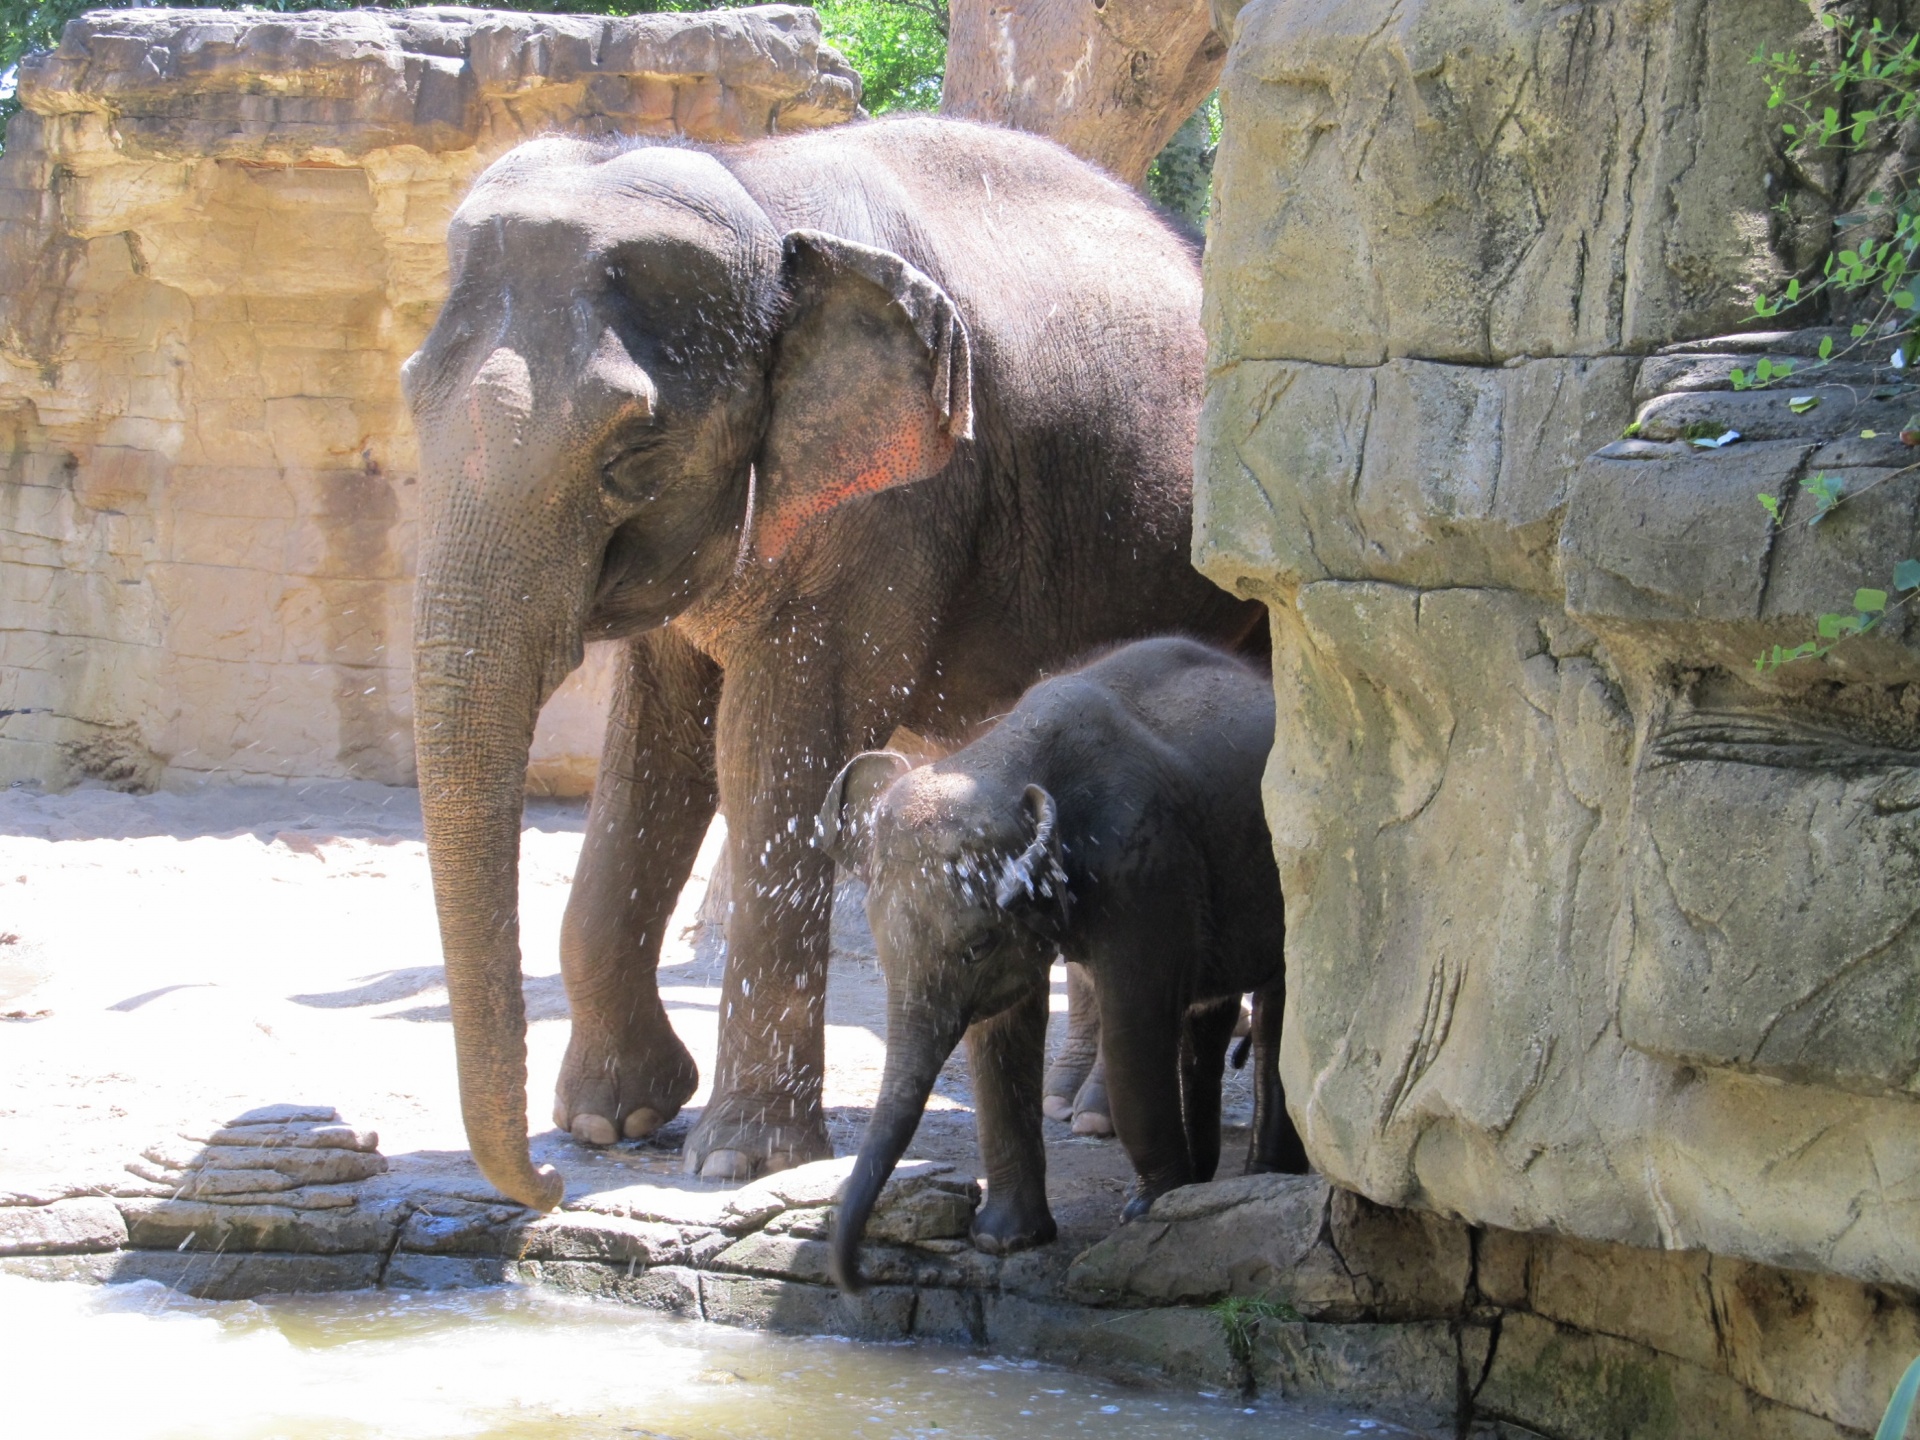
[[970, 1189, 1056, 1255], [1041, 1095, 1075, 1123], [553, 1025, 698, 1149], [1068, 1063, 1112, 1137], [682, 1090, 831, 1182]]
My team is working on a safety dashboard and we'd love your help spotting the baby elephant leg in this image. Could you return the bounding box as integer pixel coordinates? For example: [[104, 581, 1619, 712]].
[[1247, 982, 1310, 1174], [1180, 997, 1241, 1184], [1042, 961, 1100, 1121], [966, 984, 1058, 1254]]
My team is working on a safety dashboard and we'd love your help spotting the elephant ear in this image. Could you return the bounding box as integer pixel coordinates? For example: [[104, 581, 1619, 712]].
[[817, 750, 913, 875], [753, 230, 973, 561], [996, 785, 1071, 940]]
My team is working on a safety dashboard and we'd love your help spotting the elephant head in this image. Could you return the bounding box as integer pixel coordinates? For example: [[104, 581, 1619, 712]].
[[817, 751, 1069, 1289], [405, 139, 971, 1211]]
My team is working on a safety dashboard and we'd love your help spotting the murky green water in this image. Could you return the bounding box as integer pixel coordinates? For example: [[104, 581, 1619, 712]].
[[1, 1275, 1396, 1439]]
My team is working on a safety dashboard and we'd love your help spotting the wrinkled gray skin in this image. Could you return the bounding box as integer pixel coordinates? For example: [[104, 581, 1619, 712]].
[[820, 638, 1308, 1291], [405, 118, 1262, 1208]]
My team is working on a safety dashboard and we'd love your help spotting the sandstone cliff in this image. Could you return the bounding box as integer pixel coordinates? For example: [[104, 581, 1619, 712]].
[[0, 6, 857, 793]]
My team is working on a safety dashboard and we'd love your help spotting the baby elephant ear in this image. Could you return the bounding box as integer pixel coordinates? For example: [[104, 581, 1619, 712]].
[[817, 750, 913, 873], [754, 230, 973, 561], [996, 785, 1070, 937]]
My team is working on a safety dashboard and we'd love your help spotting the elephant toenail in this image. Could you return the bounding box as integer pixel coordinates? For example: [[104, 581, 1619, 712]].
[[697, 1148, 755, 1182], [1041, 1096, 1075, 1123], [1071, 1111, 1114, 1137], [623, 1107, 662, 1140], [571, 1114, 617, 1146]]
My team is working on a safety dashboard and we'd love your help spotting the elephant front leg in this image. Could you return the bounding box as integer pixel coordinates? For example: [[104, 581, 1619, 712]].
[[555, 629, 720, 1147], [966, 983, 1056, 1253], [682, 654, 845, 1181]]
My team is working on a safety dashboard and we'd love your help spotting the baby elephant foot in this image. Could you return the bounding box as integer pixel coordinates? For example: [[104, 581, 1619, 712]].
[[553, 1025, 698, 1149], [682, 1090, 832, 1182], [970, 1189, 1057, 1255]]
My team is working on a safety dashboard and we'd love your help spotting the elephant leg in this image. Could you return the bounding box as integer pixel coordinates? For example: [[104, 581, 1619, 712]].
[[1247, 981, 1309, 1174], [967, 982, 1057, 1254], [682, 647, 843, 1181], [1179, 996, 1239, 1184], [555, 628, 721, 1146], [1070, 1050, 1114, 1137], [1042, 960, 1099, 1122], [1100, 979, 1193, 1221]]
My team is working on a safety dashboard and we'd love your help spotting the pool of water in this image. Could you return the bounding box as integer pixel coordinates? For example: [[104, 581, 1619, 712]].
[[1, 1275, 1399, 1439]]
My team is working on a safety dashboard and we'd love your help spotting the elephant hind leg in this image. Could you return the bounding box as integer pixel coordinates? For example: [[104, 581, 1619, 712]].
[[1179, 996, 1240, 1183], [1247, 982, 1309, 1175], [1042, 960, 1099, 1122], [555, 628, 720, 1147]]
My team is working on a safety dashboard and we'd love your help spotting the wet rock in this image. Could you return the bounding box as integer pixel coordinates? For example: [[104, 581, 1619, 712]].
[[119, 1196, 405, 1255], [1065, 1173, 1469, 1319], [513, 1212, 720, 1267], [1477, 1313, 1848, 1440], [1252, 1320, 1461, 1434], [111, 1249, 382, 1299], [981, 1295, 1241, 1390], [0, 1198, 127, 1255], [510, 1260, 703, 1316], [382, 1255, 508, 1291], [867, 1180, 977, 1244], [698, 1272, 916, 1341]]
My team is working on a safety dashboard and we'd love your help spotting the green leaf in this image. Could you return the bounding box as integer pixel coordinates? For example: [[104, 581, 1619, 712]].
[[1757, 356, 1776, 382], [1818, 613, 1848, 638], [1732, 368, 1750, 390], [1759, 493, 1783, 521], [1857, 588, 1890, 612], [1842, 250, 1863, 267], [1862, 429, 1881, 439], [1622, 421, 1642, 439], [1789, 395, 1821, 413], [1820, 335, 1835, 360], [1788, 278, 1802, 303], [1893, 558, 1920, 590]]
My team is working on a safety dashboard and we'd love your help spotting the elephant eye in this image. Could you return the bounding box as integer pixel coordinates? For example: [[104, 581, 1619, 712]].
[[600, 436, 665, 510]]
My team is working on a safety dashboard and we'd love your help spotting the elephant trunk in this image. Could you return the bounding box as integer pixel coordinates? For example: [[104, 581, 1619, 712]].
[[831, 993, 965, 1293], [413, 532, 588, 1213]]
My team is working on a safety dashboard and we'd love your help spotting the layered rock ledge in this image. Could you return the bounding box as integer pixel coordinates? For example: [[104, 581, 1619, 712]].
[[0, 7, 857, 794], [7, 1152, 1918, 1440]]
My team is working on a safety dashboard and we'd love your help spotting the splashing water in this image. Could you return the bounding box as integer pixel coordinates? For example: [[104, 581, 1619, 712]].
[[0, 1276, 1392, 1439]]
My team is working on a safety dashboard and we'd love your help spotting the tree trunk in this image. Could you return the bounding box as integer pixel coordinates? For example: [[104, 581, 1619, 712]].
[[941, 0, 1225, 186]]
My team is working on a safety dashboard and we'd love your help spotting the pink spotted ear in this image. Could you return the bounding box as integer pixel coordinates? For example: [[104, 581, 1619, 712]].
[[753, 231, 972, 561]]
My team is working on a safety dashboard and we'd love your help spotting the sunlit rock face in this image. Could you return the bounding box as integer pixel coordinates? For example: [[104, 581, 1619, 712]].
[[0, 6, 857, 793], [1198, 0, 1920, 1290]]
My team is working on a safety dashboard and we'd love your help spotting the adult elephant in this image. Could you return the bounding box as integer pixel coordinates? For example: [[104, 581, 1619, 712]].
[[405, 116, 1261, 1208]]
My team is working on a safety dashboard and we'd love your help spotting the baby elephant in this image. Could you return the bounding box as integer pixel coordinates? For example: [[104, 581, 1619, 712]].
[[819, 637, 1308, 1291]]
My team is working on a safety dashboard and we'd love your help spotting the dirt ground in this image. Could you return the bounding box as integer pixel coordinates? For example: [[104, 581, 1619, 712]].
[[0, 781, 1259, 1254]]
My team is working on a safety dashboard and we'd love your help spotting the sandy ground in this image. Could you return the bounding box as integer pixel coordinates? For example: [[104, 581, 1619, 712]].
[[0, 781, 1257, 1250]]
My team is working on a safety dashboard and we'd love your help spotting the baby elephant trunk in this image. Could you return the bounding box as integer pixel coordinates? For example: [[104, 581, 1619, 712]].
[[831, 997, 965, 1293]]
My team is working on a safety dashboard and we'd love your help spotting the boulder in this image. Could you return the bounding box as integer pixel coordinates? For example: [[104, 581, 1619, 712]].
[[0, 7, 856, 793], [1200, 0, 1920, 1296]]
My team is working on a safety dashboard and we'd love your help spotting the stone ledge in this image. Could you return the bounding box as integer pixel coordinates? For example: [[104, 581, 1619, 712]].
[[19, 6, 861, 157]]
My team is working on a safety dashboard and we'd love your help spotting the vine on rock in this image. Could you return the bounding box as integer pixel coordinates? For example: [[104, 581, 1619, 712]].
[[1747, 5, 1920, 670]]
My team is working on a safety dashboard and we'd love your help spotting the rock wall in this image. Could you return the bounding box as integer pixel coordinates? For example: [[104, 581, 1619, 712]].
[[1198, 0, 1920, 1298], [0, 6, 857, 793]]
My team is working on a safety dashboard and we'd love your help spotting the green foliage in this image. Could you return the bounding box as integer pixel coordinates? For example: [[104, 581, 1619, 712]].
[[1210, 1291, 1301, 1373], [1146, 94, 1220, 229], [1744, 5, 1920, 670], [0, 0, 947, 141]]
